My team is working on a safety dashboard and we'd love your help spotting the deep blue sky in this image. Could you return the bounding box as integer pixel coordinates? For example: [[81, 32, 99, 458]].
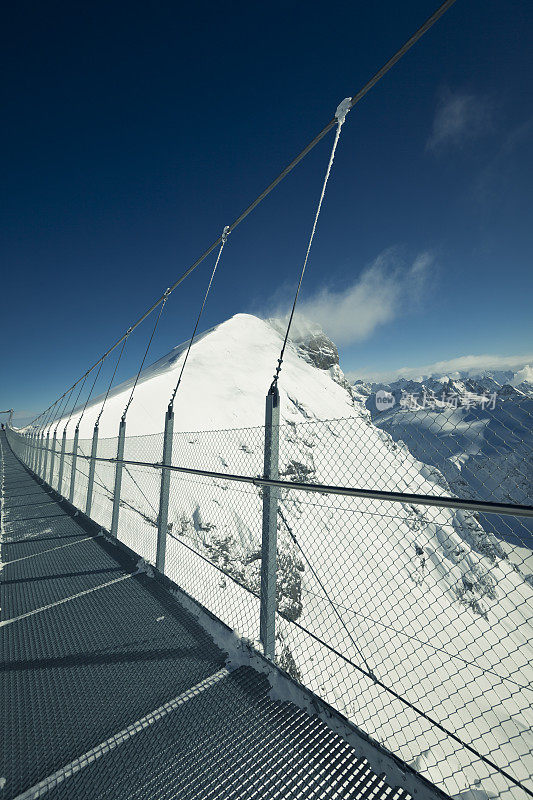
[[2, 0, 532, 424]]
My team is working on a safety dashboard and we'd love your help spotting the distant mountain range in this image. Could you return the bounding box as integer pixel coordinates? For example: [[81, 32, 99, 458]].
[[352, 368, 533, 582]]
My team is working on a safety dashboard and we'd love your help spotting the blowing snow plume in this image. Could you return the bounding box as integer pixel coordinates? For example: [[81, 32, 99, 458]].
[[271, 248, 434, 347]]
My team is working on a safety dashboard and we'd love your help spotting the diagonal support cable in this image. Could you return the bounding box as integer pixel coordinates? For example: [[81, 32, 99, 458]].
[[168, 226, 230, 411], [62, 373, 89, 434], [29, 0, 457, 426], [270, 98, 351, 390], [76, 360, 105, 432], [122, 293, 169, 422], [95, 329, 132, 427], [277, 505, 376, 679]]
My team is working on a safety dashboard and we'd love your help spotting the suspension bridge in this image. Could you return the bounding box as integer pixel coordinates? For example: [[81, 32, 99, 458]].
[[2, 2, 533, 799]]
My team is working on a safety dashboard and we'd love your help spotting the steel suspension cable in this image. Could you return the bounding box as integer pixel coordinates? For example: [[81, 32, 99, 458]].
[[121, 293, 169, 422], [302, 585, 531, 692], [95, 329, 131, 427], [36, 408, 52, 435], [168, 226, 230, 411], [53, 388, 74, 435], [76, 360, 106, 432], [270, 99, 350, 390], [285, 614, 533, 798], [41, 401, 59, 435], [278, 506, 375, 678], [28, 0, 457, 427], [35, 379, 85, 432], [63, 373, 89, 434]]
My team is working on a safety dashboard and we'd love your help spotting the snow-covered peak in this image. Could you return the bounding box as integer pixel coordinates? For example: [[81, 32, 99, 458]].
[[59, 313, 357, 438]]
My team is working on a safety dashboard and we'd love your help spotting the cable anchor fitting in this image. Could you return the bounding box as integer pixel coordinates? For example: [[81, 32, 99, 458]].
[[221, 225, 230, 244], [335, 97, 352, 127]]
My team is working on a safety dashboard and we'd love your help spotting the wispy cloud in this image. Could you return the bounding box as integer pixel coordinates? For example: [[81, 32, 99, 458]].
[[427, 89, 493, 152], [270, 248, 434, 346], [473, 116, 533, 207], [348, 353, 533, 384]]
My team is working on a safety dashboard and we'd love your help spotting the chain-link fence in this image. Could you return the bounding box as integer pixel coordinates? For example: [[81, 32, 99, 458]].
[[6, 398, 533, 800]]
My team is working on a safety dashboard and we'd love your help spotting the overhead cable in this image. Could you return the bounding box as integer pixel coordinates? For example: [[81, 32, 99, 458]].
[[121, 293, 169, 422], [270, 98, 350, 390], [29, 0, 457, 424], [168, 226, 230, 411]]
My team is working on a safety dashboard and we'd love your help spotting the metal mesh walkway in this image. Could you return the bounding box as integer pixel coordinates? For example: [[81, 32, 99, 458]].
[[0, 432, 413, 800]]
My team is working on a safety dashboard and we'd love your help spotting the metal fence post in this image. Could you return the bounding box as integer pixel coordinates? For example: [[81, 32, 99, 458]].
[[57, 428, 67, 496], [39, 432, 46, 478], [30, 432, 36, 470], [37, 433, 44, 477], [156, 406, 174, 572], [86, 424, 99, 517], [259, 384, 280, 660], [69, 425, 80, 504], [110, 417, 126, 538], [42, 431, 50, 483], [49, 431, 57, 485]]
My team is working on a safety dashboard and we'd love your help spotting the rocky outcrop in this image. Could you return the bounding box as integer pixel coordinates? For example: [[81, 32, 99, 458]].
[[296, 332, 339, 370]]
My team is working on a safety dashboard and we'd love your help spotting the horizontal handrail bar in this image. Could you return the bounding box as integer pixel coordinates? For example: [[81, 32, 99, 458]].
[[31, 444, 533, 519]]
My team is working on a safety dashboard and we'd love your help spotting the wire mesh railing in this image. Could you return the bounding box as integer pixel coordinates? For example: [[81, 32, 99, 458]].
[[6, 400, 533, 800]]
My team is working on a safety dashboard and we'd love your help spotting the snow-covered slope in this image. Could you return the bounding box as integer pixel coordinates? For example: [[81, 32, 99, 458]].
[[357, 373, 533, 580], [62, 314, 359, 438], [49, 315, 531, 800]]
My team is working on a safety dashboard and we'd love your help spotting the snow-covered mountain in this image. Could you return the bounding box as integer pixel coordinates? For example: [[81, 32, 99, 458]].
[[355, 370, 533, 581], [47, 315, 531, 800]]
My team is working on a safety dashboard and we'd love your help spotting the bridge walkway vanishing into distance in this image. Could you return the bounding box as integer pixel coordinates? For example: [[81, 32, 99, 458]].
[[1, 431, 423, 800], [3, 5, 532, 797]]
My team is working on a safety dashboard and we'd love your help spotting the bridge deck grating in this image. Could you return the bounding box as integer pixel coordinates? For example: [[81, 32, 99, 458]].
[[1, 431, 411, 800]]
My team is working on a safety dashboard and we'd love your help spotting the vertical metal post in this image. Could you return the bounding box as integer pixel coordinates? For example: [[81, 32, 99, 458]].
[[49, 431, 57, 486], [57, 428, 67, 496], [69, 426, 80, 504], [156, 406, 174, 572], [37, 433, 44, 476], [42, 431, 50, 483], [259, 384, 280, 660], [110, 417, 126, 538], [39, 432, 46, 477], [29, 431, 35, 472], [85, 424, 99, 517]]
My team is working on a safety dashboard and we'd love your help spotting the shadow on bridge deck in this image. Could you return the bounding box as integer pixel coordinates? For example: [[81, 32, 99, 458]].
[[1, 431, 411, 800]]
